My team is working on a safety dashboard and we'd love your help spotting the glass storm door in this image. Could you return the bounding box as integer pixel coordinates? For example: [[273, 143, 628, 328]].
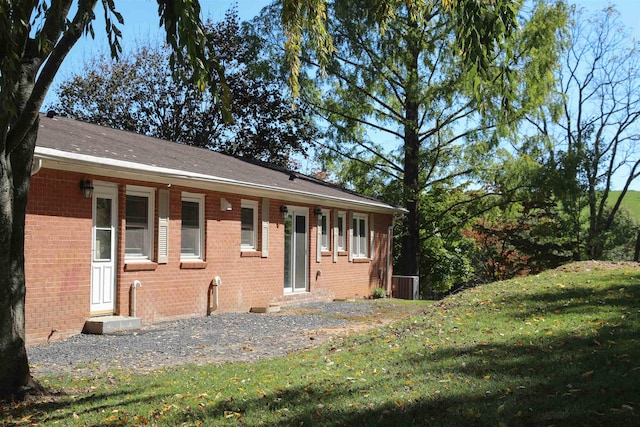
[[91, 183, 118, 314], [284, 208, 308, 292]]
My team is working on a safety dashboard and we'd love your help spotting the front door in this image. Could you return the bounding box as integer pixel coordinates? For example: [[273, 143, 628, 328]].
[[284, 207, 308, 292], [91, 182, 118, 314]]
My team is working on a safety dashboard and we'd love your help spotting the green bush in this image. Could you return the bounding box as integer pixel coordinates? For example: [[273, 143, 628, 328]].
[[371, 287, 387, 299]]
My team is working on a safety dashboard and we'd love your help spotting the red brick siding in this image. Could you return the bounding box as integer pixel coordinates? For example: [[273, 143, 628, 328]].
[[24, 168, 395, 345], [25, 169, 92, 344]]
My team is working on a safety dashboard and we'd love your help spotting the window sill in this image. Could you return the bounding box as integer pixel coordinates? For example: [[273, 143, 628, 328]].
[[352, 257, 370, 263], [338, 251, 348, 256], [321, 251, 332, 257], [180, 261, 207, 269], [124, 262, 158, 271], [241, 250, 261, 257]]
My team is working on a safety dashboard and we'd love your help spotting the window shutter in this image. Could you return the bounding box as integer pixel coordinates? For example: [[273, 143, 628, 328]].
[[370, 213, 375, 260], [157, 189, 170, 264], [316, 213, 322, 263], [348, 211, 353, 262], [261, 198, 269, 257], [333, 209, 339, 263]]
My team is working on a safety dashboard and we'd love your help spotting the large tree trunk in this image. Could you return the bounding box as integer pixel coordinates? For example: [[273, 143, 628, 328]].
[[0, 119, 38, 398], [400, 17, 421, 278]]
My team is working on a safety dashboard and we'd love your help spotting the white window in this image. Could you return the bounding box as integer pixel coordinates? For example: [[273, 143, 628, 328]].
[[125, 186, 155, 261], [351, 213, 368, 258], [181, 193, 205, 260], [320, 209, 330, 251], [337, 211, 346, 251], [241, 199, 258, 251]]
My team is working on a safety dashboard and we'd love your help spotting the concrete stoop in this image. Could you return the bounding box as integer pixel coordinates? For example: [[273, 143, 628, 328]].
[[83, 316, 141, 335], [250, 303, 281, 313]]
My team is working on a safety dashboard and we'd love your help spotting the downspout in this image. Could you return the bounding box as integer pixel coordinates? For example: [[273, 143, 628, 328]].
[[130, 280, 142, 317]]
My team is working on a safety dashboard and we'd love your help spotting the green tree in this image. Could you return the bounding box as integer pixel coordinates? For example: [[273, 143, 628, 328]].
[[53, 9, 315, 167], [0, 0, 221, 399], [290, 0, 567, 285], [527, 5, 640, 260]]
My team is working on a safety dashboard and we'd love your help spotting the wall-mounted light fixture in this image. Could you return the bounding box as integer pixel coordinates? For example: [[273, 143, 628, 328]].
[[280, 205, 289, 214], [313, 207, 323, 216], [220, 197, 232, 211], [79, 178, 94, 199]]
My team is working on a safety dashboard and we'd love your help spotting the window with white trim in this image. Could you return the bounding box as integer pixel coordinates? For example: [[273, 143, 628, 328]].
[[337, 211, 346, 251], [241, 199, 258, 251], [351, 213, 368, 258], [181, 193, 205, 260], [125, 186, 155, 260], [320, 209, 330, 251]]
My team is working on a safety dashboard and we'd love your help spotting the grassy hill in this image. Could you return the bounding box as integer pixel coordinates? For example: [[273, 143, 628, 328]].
[[611, 190, 640, 220], [4, 262, 640, 426]]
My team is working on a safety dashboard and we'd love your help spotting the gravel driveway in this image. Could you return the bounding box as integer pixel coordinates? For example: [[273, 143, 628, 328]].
[[28, 301, 381, 378]]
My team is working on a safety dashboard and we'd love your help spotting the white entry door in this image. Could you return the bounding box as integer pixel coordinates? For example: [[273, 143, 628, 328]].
[[91, 183, 118, 314]]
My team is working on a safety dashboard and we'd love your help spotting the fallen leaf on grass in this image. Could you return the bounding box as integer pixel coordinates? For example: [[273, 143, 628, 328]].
[[224, 411, 243, 419]]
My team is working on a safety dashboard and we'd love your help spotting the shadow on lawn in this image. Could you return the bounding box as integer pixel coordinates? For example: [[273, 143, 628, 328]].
[[186, 275, 640, 426], [179, 326, 639, 426], [4, 274, 639, 426], [2, 384, 171, 425]]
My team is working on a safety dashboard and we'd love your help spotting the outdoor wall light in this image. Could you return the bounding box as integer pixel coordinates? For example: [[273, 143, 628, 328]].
[[314, 207, 323, 216], [280, 205, 288, 214], [79, 178, 94, 199]]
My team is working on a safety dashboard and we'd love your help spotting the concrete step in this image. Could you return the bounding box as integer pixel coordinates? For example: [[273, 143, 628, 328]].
[[250, 303, 281, 313], [83, 316, 141, 335]]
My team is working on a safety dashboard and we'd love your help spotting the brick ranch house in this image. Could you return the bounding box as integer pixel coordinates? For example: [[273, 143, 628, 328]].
[[24, 113, 404, 345]]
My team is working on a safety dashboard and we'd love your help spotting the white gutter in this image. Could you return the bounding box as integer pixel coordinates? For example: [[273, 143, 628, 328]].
[[35, 147, 407, 214]]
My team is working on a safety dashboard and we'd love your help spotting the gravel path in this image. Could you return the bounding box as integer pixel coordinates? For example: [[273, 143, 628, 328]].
[[27, 301, 379, 377]]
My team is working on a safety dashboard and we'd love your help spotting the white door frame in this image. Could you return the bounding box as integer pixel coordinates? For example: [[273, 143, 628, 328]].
[[90, 182, 118, 314]]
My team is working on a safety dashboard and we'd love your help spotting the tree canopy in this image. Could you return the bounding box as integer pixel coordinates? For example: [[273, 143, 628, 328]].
[[269, 0, 568, 289], [52, 9, 315, 168], [523, 5, 640, 260]]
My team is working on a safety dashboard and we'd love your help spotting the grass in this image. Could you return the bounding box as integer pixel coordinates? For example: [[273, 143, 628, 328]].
[[3, 265, 640, 426], [610, 190, 640, 220]]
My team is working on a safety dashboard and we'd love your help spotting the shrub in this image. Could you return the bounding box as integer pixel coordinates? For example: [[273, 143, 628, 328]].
[[371, 287, 387, 299]]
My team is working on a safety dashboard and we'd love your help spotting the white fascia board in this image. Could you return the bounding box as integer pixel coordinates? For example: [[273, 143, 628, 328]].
[[35, 147, 406, 214]]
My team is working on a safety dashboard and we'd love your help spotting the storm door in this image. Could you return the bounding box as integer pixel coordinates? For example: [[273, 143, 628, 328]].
[[90, 183, 118, 314], [284, 207, 308, 292]]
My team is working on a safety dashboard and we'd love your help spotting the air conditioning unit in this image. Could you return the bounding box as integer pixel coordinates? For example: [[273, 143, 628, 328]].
[[391, 275, 419, 300]]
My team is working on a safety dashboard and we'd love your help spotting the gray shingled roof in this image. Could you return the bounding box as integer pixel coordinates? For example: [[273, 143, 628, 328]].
[[34, 113, 403, 213]]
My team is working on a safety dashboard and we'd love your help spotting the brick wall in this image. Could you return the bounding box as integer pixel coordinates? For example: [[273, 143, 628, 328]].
[[24, 168, 395, 345]]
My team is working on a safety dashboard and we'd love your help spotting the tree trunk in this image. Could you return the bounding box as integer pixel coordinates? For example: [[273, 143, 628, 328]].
[[400, 17, 421, 278], [0, 119, 38, 398]]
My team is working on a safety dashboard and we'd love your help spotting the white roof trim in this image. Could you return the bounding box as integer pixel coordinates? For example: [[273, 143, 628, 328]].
[[35, 147, 405, 213]]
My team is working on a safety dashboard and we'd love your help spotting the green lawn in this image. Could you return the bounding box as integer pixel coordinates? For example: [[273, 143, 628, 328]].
[[3, 263, 640, 426]]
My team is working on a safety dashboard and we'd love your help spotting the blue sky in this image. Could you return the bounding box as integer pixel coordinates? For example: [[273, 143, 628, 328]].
[[45, 0, 640, 107], [42, 1, 640, 189]]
